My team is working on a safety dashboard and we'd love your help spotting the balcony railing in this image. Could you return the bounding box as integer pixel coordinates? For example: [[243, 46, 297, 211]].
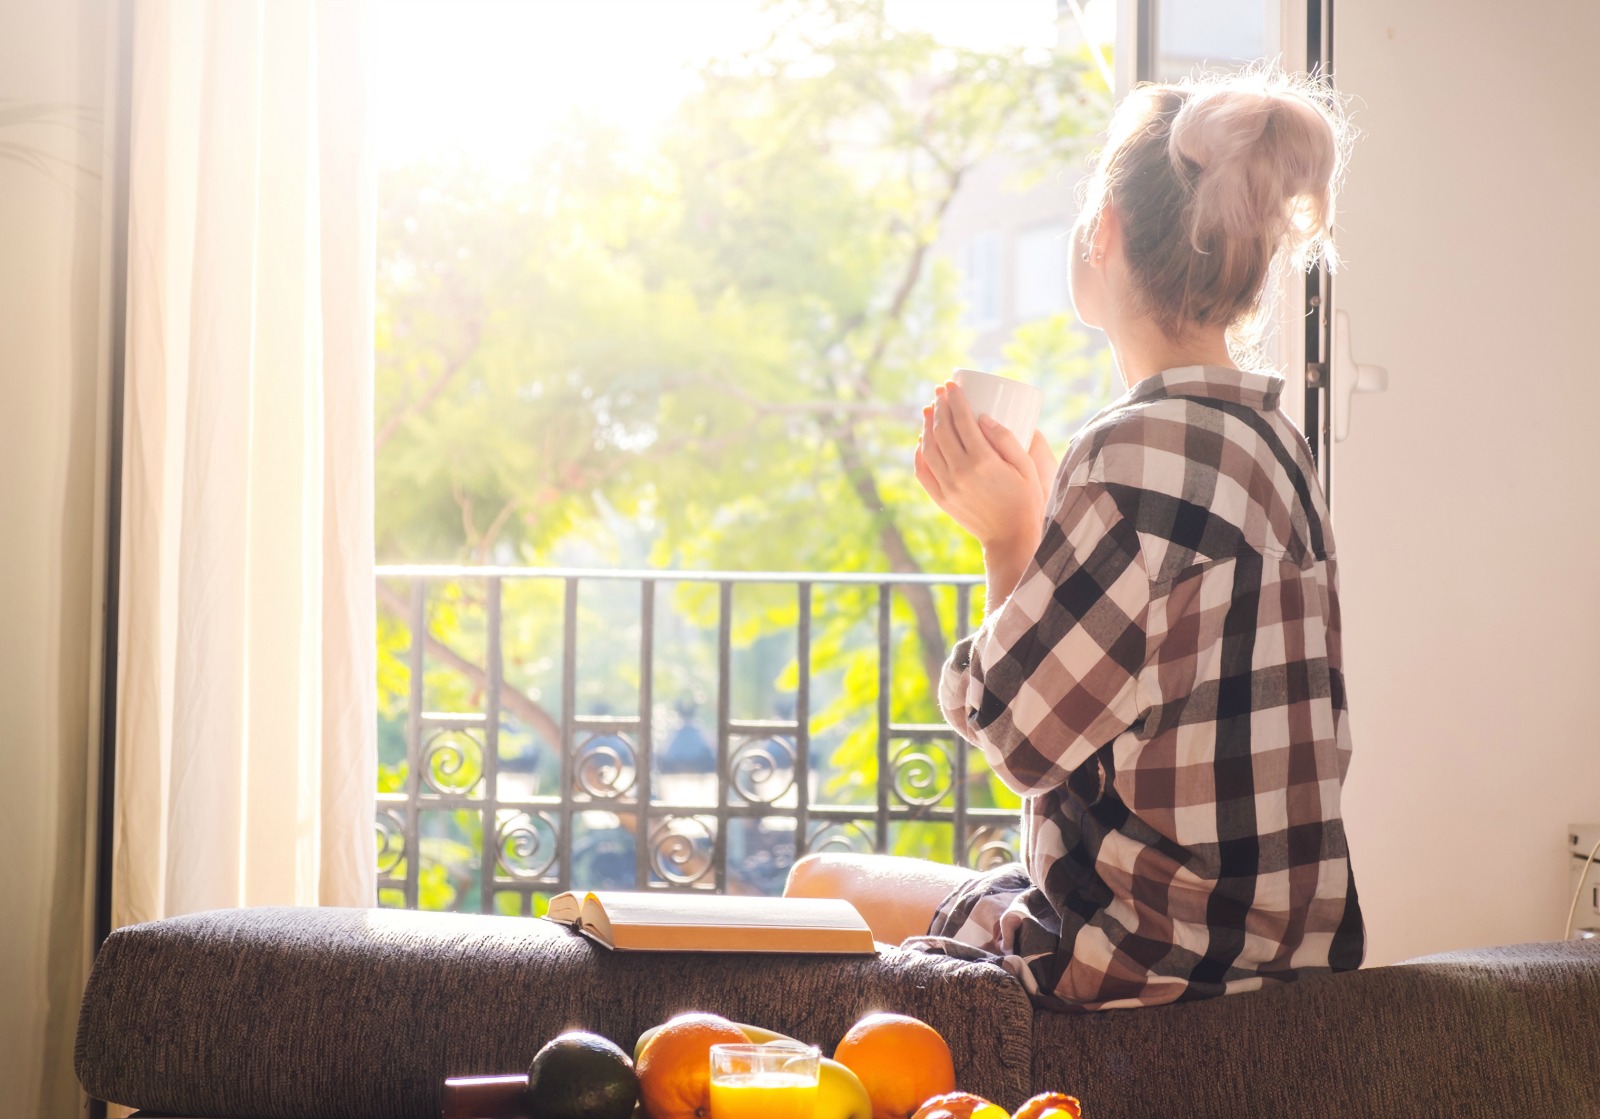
[[375, 566, 1021, 916]]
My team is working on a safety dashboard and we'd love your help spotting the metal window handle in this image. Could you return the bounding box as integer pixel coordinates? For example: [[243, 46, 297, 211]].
[[1333, 310, 1389, 442]]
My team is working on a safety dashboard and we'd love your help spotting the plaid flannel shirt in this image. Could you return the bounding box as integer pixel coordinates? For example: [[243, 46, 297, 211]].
[[917, 365, 1364, 1011]]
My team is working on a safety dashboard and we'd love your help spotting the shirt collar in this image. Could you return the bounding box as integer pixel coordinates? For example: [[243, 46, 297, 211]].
[[1123, 364, 1284, 412]]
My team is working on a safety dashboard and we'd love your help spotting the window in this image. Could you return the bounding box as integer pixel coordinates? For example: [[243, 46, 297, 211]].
[[1014, 224, 1071, 322], [1153, 0, 1281, 80], [961, 231, 1004, 331]]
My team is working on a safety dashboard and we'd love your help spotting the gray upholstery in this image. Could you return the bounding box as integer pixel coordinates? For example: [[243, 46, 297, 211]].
[[74, 907, 1034, 1119], [76, 907, 1600, 1119], [1032, 938, 1600, 1119]]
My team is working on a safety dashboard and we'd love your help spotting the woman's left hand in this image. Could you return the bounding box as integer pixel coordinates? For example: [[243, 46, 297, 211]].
[[915, 381, 1053, 555]]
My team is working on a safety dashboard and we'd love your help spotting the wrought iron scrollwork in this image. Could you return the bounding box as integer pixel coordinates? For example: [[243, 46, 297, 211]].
[[804, 820, 875, 856], [649, 816, 715, 885], [728, 736, 796, 805], [890, 740, 953, 807], [495, 810, 560, 880], [375, 568, 992, 913], [965, 824, 1020, 871], [573, 732, 638, 800], [421, 729, 485, 797], [374, 809, 406, 876]]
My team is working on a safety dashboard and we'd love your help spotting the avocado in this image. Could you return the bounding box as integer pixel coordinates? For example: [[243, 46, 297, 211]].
[[526, 1030, 639, 1119]]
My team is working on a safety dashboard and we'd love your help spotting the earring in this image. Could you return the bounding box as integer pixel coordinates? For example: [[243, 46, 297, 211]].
[[1081, 252, 1090, 262]]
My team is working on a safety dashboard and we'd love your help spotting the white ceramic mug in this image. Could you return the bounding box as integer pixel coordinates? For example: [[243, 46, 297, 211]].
[[952, 367, 1043, 448]]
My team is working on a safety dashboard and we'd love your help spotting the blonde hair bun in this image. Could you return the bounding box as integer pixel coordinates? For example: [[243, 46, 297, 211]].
[[1078, 65, 1354, 348], [1167, 71, 1348, 271]]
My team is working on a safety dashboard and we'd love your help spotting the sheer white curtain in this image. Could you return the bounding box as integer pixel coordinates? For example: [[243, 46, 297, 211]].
[[113, 0, 376, 926]]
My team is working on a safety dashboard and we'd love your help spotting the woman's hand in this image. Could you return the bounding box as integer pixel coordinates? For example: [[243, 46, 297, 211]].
[[1022, 425, 1059, 508], [915, 381, 1056, 559]]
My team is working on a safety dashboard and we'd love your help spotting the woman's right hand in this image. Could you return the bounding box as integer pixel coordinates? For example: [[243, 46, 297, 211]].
[[914, 382, 1055, 554], [1024, 428, 1059, 508]]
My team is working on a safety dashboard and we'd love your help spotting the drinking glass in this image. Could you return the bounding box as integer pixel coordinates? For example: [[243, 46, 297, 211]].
[[708, 1041, 820, 1119]]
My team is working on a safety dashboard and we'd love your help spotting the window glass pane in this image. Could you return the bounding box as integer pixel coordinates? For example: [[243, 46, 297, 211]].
[[961, 231, 1004, 331], [1015, 224, 1071, 321], [1155, 0, 1280, 80]]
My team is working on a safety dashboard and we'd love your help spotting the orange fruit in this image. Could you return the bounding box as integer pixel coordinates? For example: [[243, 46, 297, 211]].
[[909, 1091, 1009, 1119], [833, 1012, 957, 1119], [1012, 1092, 1083, 1119], [634, 1011, 748, 1119]]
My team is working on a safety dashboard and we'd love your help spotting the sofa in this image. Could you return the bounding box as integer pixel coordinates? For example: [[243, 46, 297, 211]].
[[75, 906, 1600, 1119]]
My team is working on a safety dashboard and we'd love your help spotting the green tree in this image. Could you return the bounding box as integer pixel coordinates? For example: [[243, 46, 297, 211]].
[[374, 0, 1117, 895]]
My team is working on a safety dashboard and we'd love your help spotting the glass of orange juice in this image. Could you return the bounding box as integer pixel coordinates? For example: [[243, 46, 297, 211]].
[[709, 1041, 820, 1119]]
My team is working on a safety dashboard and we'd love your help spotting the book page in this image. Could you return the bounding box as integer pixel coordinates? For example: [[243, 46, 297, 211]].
[[590, 891, 869, 930], [545, 890, 583, 924]]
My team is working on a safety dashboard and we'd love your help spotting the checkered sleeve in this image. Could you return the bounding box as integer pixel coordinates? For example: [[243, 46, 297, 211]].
[[939, 479, 1149, 796]]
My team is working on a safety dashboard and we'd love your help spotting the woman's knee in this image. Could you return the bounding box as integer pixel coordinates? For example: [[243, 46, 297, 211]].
[[782, 852, 974, 943], [783, 852, 848, 899], [784, 852, 972, 902]]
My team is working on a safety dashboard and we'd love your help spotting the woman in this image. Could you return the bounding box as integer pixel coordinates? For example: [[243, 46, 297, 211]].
[[785, 68, 1364, 1012]]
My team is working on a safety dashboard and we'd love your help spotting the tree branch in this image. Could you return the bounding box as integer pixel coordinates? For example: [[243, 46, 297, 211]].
[[376, 582, 563, 750], [829, 422, 949, 691], [476, 498, 520, 564], [849, 165, 966, 398], [375, 319, 483, 453]]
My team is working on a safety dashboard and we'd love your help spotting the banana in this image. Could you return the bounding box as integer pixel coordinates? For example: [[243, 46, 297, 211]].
[[630, 1017, 872, 1119], [814, 1054, 873, 1119], [632, 1017, 804, 1061], [736, 1021, 802, 1045], [631, 1022, 661, 1063]]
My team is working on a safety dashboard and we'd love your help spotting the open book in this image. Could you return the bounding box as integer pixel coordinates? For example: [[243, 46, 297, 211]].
[[544, 890, 877, 954]]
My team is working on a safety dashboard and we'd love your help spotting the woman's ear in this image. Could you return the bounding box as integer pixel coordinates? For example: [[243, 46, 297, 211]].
[[1069, 211, 1107, 328], [1093, 203, 1122, 265]]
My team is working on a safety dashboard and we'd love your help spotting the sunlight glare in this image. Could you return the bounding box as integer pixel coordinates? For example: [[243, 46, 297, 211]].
[[371, 0, 1071, 176]]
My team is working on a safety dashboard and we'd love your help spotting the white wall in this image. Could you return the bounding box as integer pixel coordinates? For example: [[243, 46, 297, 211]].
[[0, 0, 113, 1114], [1333, 0, 1600, 965]]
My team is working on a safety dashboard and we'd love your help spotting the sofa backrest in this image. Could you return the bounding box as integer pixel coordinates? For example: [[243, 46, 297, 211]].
[[75, 905, 1036, 1117], [1030, 939, 1600, 1119]]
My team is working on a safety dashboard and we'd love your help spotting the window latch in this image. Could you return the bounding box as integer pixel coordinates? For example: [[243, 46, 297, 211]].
[[1332, 310, 1389, 443]]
